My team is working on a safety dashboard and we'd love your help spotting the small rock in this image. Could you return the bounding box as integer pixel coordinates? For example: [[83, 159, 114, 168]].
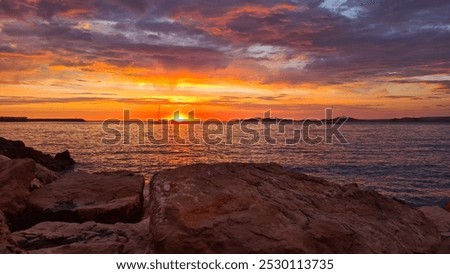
[[12, 220, 149, 254], [163, 184, 171, 192], [30, 178, 43, 190], [54, 150, 75, 170], [27, 171, 145, 226]]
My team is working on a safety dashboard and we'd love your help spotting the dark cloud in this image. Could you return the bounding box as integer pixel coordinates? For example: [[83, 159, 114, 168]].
[[257, 94, 288, 101], [0, 0, 33, 17], [50, 59, 93, 67], [381, 95, 423, 100], [153, 0, 450, 84], [0, 0, 449, 88], [0, 96, 170, 105], [0, 44, 15, 53], [113, 0, 148, 12]]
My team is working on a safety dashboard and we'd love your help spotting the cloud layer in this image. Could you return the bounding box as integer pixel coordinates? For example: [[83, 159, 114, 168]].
[[0, 0, 449, 119]]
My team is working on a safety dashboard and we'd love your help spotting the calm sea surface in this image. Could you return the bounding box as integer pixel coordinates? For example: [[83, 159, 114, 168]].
[[1, 122, 449, 207]]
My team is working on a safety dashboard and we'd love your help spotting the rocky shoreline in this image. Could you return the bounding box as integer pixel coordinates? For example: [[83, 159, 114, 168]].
[[1, 137, 449, 254]]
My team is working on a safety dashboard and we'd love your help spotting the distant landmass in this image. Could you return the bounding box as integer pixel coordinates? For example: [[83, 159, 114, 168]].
[[237, 116, 450, 124], [328, 116, 450, 123], [1, 116, 449, 123], [0, 117, 86, 122]]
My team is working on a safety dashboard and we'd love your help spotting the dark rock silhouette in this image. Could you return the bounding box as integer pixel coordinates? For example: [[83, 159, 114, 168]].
[[0, 137, 75, 172], [149, 163, 440, 254], [54, 150, 75, 169], [0, 211, 23, 254]]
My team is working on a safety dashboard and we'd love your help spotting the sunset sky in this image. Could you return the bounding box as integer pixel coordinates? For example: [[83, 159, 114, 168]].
[[0, 0, 449, 120]]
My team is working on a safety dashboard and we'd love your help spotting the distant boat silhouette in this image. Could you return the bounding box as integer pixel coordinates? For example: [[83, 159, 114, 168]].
[[150, 105, 168, 124]]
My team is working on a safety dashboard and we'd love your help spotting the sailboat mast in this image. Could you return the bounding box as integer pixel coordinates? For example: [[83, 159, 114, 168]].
[[157, 104, 161, 121]]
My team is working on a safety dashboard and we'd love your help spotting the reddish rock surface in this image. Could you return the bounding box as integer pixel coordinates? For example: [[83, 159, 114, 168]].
[[0, 154, 10, 164], [35, 163, 59, 185], [149, 163, 440, 254], [12, 220, 148, 254], [419, 206, 450, 254], [419, 206, 450, 233], [0, 159, 35, 218], [28, 171, 145, 225], [444, 202, 450, 213]]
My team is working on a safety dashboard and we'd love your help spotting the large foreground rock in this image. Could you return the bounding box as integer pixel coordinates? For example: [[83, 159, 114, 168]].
[[0, 211, 23, 253], [0, 137, 74, 171], [28, 171, 145, 225], [12, 220, 148, 254], [149, 163, 440, 254], [0, 159, 35, 218]]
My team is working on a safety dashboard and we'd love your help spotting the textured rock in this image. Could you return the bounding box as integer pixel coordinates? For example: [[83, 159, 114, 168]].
[[149, 163, 440, 254], [0, 210, 23, 253], [419, 206, 450, 233], [0, 137, 74, 171], [12, 220, 148, 254], [444, 202, 450, 213], [419, 206, 450, 254], [0, 159, 35, 218], [0, 154, 11, 164], [35, 164, 59, 185], [438, 238, 450, 254], [28, 171, 145, 225]]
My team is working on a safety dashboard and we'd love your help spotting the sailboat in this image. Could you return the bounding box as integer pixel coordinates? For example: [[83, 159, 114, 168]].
[[150, 104, 168, 124]]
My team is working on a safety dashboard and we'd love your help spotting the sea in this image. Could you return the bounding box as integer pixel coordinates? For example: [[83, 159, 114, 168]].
[[1, 121, 449, 207]]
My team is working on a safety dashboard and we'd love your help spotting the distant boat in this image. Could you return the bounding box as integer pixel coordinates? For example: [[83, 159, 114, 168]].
[[150, 105, 167, 124]]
